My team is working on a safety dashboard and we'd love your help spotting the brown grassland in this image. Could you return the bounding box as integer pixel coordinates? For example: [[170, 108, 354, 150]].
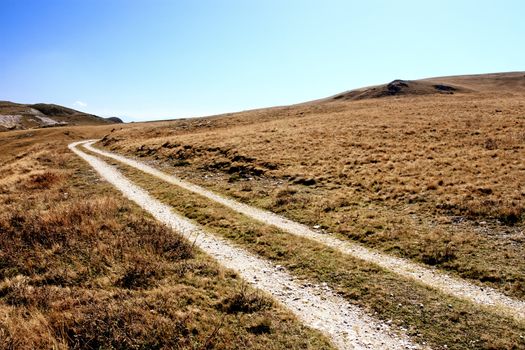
[[86, 146, 525, 350], [101, 73, 525, 302], [0, 127, 332, 349], [1, 72, 525, 349]]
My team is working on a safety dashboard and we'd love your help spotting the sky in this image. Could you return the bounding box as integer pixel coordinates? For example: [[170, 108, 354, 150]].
[[1, 0, 524, 122]]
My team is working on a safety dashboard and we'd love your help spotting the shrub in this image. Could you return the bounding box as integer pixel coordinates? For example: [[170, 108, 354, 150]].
[[116, 258, 161, 290], [24, 171, 63, 190], [218, 285, 273, 314], [419, 231, 456, 266]]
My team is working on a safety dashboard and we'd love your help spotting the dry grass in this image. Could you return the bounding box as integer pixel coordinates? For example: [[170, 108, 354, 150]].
[[0, 136, 333, 349], [2, 72, 524, 348], [101, 79, 525, 299], [96, 154, 525, 350]]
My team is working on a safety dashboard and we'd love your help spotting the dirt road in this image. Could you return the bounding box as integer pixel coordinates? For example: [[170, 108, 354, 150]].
[[70, 140, 419, 350], [82, 140, 525, 323]]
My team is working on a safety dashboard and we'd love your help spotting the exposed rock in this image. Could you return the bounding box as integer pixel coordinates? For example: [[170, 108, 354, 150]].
[[293, 177, 316, 186], [386, 80, 409, 94], [433, 84, 457, 93], [106, 117, 124, 123]]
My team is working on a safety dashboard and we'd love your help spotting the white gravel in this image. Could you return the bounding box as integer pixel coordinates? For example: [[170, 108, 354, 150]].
[[83, 140, 525, 323], [70, 140, 420, 350]]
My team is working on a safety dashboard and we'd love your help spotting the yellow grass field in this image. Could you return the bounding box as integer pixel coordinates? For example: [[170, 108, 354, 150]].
[[2, 72, 525, 349], [0, 127, 332, 349], [103, 73, 525, 299]]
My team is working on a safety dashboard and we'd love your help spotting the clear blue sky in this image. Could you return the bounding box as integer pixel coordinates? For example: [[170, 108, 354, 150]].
[[1, 0, 523, 121]]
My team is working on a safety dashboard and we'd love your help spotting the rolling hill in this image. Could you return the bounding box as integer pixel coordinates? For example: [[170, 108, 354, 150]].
[[0, 101, 122, 131], [327, 71, 525, 101], [2, 71, 525, 350]]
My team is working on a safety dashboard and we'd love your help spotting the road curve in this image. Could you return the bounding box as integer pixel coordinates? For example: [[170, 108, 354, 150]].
[[82, 140, 525, 323], [70, 140, 420, 350]]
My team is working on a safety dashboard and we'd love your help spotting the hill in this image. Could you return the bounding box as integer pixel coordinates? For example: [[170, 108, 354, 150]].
[[2, 71, 525, 350], [0, 101, 122, 131], [101, 70, 525, 303], [328, 71, 525, 101], [89, 71, 525, 349]]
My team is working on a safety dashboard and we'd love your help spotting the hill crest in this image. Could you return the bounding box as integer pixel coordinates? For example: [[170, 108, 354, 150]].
[[328, 71, 525, 102], [0, 101, 122, 131]]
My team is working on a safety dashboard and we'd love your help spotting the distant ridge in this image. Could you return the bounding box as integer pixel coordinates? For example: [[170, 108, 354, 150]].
[[0, 101, 122, 131], [330, 79, 468, 101], [327, 71, 525, 102]]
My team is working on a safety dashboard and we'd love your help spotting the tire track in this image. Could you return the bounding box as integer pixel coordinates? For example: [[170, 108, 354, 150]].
[[83, 140, 525, 322], [70, 140, 420, 350]]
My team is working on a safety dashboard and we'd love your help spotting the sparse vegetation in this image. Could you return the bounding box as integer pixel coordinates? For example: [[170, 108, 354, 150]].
[[101, 75, 525, 299], [93, 153, 525, 350], [0, 135, 333, 349], [1, 72, 525, 349]]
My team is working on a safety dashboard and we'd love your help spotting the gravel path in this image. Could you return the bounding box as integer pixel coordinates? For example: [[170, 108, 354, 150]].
[[70, 141, 420, 350], [83, 140, 525, 322]]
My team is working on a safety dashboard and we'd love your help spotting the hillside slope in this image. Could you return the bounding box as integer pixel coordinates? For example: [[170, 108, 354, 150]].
[[0, 101, 122, 131], [101, 70, 525, 300], [3, 71, 525, 349], [95, 71, 525, 349], [328, 71, 525, 101]]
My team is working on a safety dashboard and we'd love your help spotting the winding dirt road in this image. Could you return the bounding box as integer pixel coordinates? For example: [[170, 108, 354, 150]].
[[70, 140, 419, 350], [81, 140, 525, 323]]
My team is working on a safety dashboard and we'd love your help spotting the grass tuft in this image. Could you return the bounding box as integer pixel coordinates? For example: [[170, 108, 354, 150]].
[[219, 285, 273, 314]]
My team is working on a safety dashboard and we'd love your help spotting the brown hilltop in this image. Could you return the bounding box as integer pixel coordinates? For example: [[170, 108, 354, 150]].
[[0, 101, 122, 131], [328, 71, 525, 101]]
